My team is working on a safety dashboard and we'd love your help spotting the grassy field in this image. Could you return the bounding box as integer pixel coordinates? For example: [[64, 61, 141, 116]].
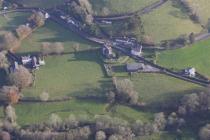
[[142, 0, 202, 43], [91, 0, 157, 15], [14, 0, 63, 8], [0, 12, 30, 34], [183, 0, 210, 25], [18, 21, 97, 53], [157, 39, 210, 77]]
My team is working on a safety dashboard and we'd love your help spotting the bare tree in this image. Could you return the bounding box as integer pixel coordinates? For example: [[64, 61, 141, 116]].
[[40, 42, 64, 55], [9, 66, 33, 89], [0, 86, 20, 105], [0, 51, 9, 69], [0, 32, 20, 51], [28, 12, 45, 27], [199, 124, 210, 140], [95, 131, 106, 140], [40, 42, 51, 56], [72, 43, 80, 52], [52, 42, 64, 55], [114, 79, 139, 105], [39, 91, 49, 101], [79, 0, 93, 14], [0, 131, 11, 140], [3, 105, 17, 126], [15, 25, 32, 40], [48, 113, 62, 127]]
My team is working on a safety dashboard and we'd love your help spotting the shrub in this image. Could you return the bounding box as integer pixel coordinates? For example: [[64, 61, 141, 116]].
[[39, 91, 49, 101]]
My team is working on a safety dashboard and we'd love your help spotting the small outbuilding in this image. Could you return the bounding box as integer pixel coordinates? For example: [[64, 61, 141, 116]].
[[126, 63, 145, 72]]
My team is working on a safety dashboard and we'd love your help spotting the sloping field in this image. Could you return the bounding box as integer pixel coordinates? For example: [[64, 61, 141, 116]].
[[142, 0, 202, 42], [14, 0, 63, 8], [91, 0, 157, 15], [157, 39, 210, 77], [183, 0, 210, 25]]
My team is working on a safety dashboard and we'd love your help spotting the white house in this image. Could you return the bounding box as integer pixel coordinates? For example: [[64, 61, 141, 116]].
[[185, 67, 196, 77], [131, 45, 142, 57]]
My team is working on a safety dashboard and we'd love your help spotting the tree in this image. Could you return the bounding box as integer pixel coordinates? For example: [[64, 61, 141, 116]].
[[0, 131, 11, 140], [108, 134, 123, 140], [72, 43, 80, 52], [40, 42, 64, 55], [9, 65, 33, 89], [15, 25, 32, 40], [0, 51, 9, 69], [102, 7, 110, 16], [114, 78, 139, 105], [0, 32, 20, 51], [48, 113, 62, 127], [180, 93, 200, 113], [28, 12, 45, 27], [0, 86, 20, 105], [199, 124, 210, 140], [51, 42, 64, 55], [95, 131, 106, 140], [40, 42, 51, 55], [67, 0, 93, 25], [39, 91, 49, 101], [78, 0, 93, 14], [3, 105, 17, 126], [153, 112, 167, 132]]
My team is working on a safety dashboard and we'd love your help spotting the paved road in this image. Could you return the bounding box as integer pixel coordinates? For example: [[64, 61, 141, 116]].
[[1, 6, 209, 87]]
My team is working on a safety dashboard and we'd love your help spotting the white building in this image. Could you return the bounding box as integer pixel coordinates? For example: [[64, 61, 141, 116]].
[[185, 67, 196, 77], [131, 45, 142, 57]]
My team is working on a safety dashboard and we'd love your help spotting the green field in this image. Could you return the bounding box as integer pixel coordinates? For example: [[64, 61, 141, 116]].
[[91, 0, 157, 15], [183, 0, 210, 25], [14, 0, 63, 8], [142, 0, 202, 43], [1, 1, 210, 139], [0, 12, 30, 34], [157, 39, 210, 77]]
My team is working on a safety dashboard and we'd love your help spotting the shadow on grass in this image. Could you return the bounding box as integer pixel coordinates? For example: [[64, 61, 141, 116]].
[[38, 21, 99, 47], [0, 12, 30, 31], [145, 88, 203, 113]]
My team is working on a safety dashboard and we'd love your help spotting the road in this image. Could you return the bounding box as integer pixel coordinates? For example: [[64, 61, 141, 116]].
[[1, 5, 210, 87]]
